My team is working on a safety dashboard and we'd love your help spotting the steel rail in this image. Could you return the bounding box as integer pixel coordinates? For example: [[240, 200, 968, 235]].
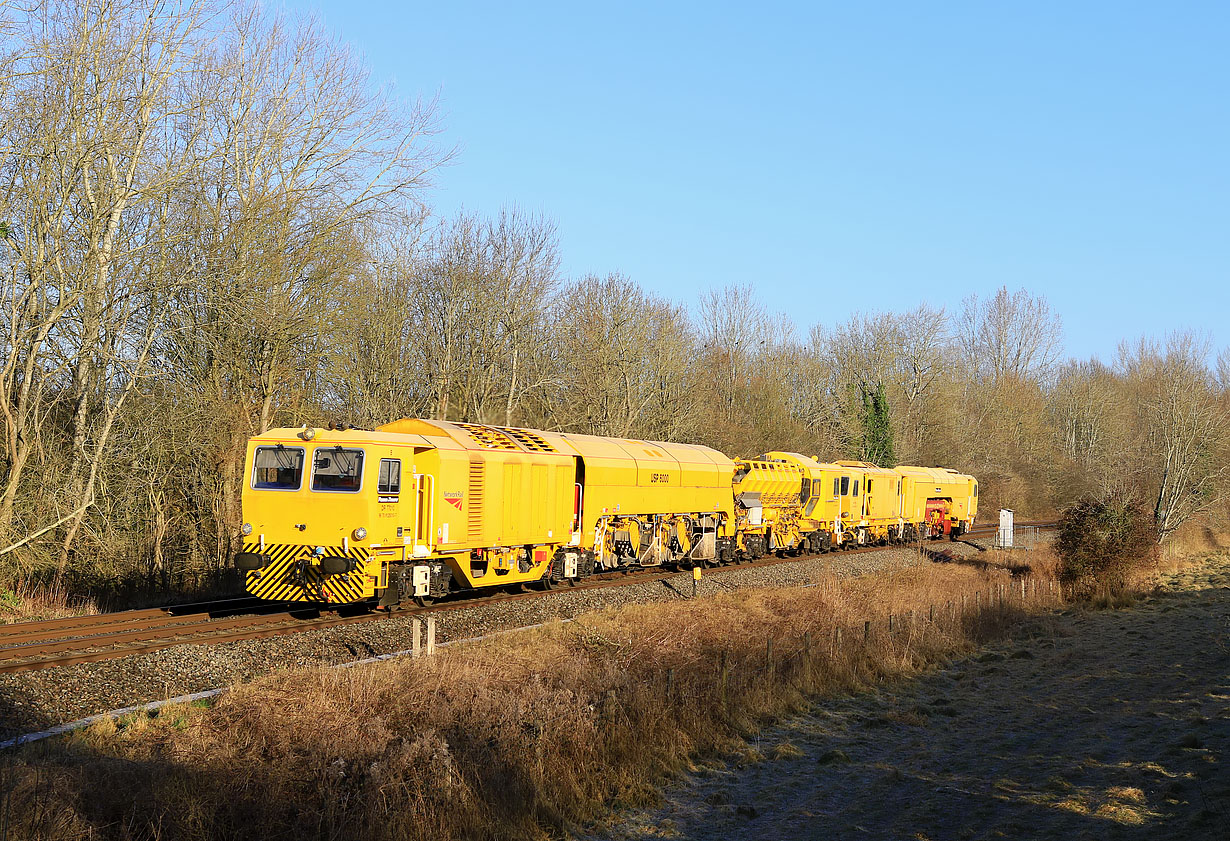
[[0, 596, 269, 640], [0, 610, 329, 662], [0, 603, 303, 648]]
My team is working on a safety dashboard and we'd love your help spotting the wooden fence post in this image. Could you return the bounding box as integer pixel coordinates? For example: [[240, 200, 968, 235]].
[[412, 617, 422, 658], [426, 617, 436, 656]]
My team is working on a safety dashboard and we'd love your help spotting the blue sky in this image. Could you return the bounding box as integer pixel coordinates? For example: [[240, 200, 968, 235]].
[[289, 1, 1229, 363]]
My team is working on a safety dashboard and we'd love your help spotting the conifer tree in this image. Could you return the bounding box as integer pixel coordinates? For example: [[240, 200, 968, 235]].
[[860, 382, 896, 467]]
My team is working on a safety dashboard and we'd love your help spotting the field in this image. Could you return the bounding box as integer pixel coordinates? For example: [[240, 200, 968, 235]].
[[592, 553, 1230, 840]]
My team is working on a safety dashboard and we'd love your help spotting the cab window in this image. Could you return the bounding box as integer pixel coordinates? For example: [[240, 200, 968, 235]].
[[311, 447, 365, 492], [833, 477, 840, 497], [853, 480, 860, 496], [378, 458, 401, 494], [840, 476, 850, 495], [251, 446, 304, 490]]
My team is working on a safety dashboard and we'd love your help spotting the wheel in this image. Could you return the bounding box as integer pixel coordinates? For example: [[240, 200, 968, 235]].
[[413, 595, 434, 608]]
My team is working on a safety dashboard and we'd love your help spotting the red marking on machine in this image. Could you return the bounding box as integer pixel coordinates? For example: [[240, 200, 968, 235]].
[[924, 499, 951, 537], [444, 491, 463, 510]]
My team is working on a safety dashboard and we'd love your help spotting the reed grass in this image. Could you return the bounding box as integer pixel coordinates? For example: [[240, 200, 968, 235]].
[[0, 578, 97, 624]]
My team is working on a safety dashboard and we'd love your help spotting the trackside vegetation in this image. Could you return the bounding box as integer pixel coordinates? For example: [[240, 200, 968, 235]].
[[2, 559, 1066, 840], [1056, 494, 1161, 596]]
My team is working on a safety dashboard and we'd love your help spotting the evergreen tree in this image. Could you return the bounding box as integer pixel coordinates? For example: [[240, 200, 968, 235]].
[[859, 382, 896, 467]]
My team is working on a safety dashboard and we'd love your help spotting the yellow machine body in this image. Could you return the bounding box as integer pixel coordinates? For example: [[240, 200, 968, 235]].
[[239, 419, 736, 603], [237, 418, 978, 605], [731, 452, 840, 553], [829, 460, 901, 540], [239, 427, 436, 603], [896, 466, 979, 534]]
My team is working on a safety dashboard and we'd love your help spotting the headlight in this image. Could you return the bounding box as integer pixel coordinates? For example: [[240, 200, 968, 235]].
[[299, 427, 316, 441], [241, 522, 253, 536], [313, 546, 326, 556], [353, 527, 367, 540]]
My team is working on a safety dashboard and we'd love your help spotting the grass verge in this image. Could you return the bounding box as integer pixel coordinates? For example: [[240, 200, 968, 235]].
[[0, 578, 97, 625], [3, 557, 1060, 840]]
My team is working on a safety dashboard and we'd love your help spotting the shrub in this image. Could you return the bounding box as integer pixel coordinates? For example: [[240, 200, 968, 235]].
[[1055, 493, 1158, 594]]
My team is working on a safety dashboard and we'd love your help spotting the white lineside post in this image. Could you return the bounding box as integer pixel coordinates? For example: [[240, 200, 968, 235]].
[[412, 617, 422, 658], [998, 508, 1014, 549], [426, 616, 436, 656]]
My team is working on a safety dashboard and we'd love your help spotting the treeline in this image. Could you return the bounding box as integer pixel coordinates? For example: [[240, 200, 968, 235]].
[[0, 1, 1227, 600]]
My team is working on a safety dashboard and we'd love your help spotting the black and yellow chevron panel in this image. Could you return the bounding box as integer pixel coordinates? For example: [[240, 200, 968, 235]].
[[242, 542, 374, 603]]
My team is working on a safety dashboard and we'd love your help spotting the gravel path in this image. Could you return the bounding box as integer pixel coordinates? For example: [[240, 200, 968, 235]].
[[585, 552, 1230, 841], [0, 539, 1002, 738]]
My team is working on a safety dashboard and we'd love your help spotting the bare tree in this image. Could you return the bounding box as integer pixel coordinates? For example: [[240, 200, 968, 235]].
[[1049, 360, 1125, 469], [551, 273, 694, 438], [0, 0, 449, 577], [1119, 332, 1229, 541], [959, 286, 1062, 386], [0, 0, 217, 573], [695, 284, 789, 422], [803, 305, 948, 462], [324, 225, 434, 428], [693, 285, 805, 455], [1216, 347, 1230, 394], [159, 1, 449, 561], [413, 209, 558, 425]]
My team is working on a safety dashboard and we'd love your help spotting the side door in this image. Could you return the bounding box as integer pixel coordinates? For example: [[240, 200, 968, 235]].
[[837, 473, 853, 524]]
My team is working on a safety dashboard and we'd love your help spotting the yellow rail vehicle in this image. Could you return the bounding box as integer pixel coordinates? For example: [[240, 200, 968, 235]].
[[896, 466, 979, 537], [234, 418, 978, 606], [731, 452, 839, 557], [235, 419, 735, 605]]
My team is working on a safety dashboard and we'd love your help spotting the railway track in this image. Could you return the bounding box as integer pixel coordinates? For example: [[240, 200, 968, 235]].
[[0, 521, 1053, 674]]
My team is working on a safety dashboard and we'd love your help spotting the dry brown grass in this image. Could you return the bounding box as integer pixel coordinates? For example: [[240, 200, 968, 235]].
[[1158, 518, 1229, 570], [0, 578, 97, 624], [2, 561, 1060, 841], [1095, 518, 1230, 596]]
